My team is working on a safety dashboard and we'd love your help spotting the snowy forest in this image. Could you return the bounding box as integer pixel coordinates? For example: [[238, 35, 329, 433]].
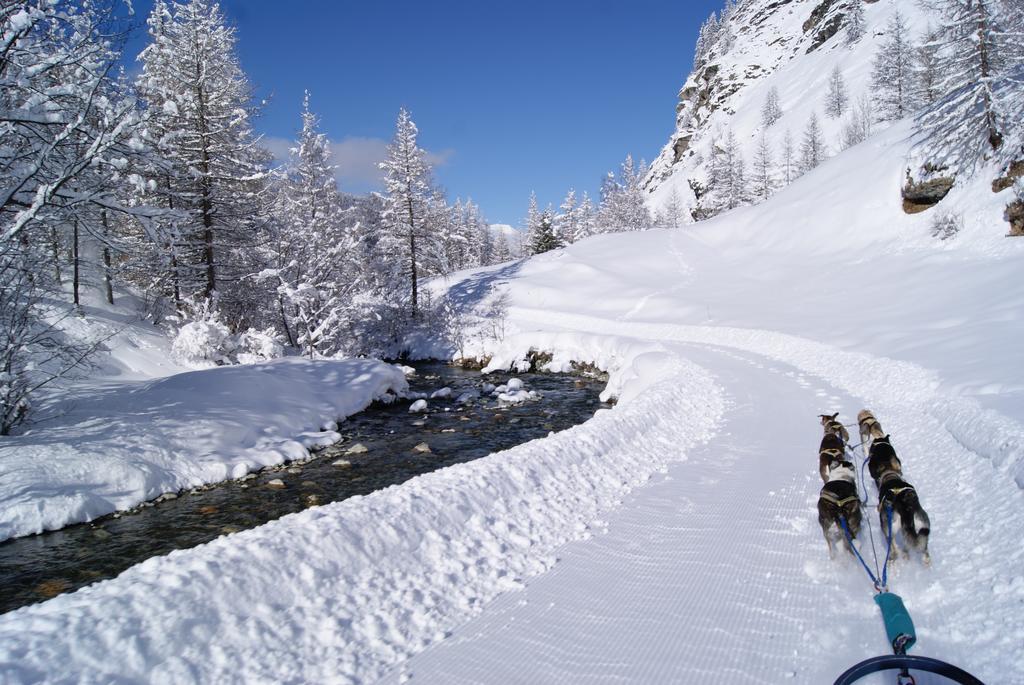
[[0, 0, 516, 434]]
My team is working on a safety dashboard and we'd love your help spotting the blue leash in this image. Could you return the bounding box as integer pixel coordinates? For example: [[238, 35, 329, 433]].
[[839, 505, 894, 592], [849, 437, 886, 582]]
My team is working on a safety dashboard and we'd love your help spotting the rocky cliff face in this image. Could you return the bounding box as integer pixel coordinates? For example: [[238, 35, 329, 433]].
[[643, 0, 928, 219]]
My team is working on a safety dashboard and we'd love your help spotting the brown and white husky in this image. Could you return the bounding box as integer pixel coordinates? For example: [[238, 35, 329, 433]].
[[817, 460, 862, 559], [819, 412, 850, 443]]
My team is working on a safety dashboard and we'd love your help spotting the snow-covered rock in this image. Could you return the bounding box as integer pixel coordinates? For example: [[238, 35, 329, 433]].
[[409, 399, 428, 413]]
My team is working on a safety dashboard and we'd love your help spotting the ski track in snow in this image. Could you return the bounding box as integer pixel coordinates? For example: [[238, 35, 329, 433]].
[[378, 344, 1024, 685]]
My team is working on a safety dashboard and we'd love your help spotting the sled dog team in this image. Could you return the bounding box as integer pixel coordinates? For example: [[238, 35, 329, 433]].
[[816, 410, 931, 565]]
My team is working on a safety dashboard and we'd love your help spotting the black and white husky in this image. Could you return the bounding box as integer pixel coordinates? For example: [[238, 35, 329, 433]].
[[877, 470, 932, 565], [817, 460, 862, 559]]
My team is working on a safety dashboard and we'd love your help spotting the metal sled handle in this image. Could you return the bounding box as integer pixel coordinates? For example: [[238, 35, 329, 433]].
[[833, 655, 985, 685]]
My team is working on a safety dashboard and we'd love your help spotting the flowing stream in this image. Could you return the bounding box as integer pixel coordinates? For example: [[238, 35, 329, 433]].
[[0, 363, 607, 614]]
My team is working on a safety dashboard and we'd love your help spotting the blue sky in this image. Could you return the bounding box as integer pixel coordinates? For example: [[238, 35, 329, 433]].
[[123, 0, 723, 226]]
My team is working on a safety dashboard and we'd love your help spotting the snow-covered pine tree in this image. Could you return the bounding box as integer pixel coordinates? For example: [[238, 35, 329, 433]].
[[871, 11, 916, 121], [761, 86, 783, 128], [379, 107, 437, 319], [825, 65, 849, 119], [693, 12, 720, 68], [425, 189, 455, 275], [438, 199, 469, 272], [718, 22, 736, 55], [842, 92, 875, 149], [845, 0, 866, 45], [136, 0, 269, 318], [657, 187, 687, 228], [262, 93, 354, 356], [596, 155, 653, 231], [529, 206, 561, 255], [470, 202, 493, 266], [917, 0, 1024, 172], [555, 189, 579, 245], [492, 228, 512, 263], [781, 129, 796, 185], [714, 130, 749, 212], [800, 113, 827, 172], [913, 25, 943, 108], [753, 129, 776, 201], [691, 136, 723, 220], [524, 191, 543, 247], [576, 191, 596, 241]]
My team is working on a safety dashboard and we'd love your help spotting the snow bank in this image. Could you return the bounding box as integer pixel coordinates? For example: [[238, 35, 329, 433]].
[[510, 310, 1024, 490], [0, 337, 724, 684], [0, 358, 407, 541]]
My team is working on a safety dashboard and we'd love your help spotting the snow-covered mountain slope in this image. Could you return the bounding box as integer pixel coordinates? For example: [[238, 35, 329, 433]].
[[3, 112, 1022, 683], [645, 0, 933, 217]]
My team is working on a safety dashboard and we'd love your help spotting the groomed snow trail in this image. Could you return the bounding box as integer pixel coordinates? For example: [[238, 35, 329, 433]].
[[379, 344, 1024, 684]]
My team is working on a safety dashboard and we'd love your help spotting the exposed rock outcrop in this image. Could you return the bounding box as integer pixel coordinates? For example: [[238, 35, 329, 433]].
[[902, 176, 955, 214], [992, 160, 1024, 193], [1006, 199, 1024, 236]]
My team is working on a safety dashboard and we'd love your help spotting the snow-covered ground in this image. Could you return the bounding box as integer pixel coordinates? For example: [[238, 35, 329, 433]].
[[2, 121, 1023, 683], [0, 289, 410, 540]]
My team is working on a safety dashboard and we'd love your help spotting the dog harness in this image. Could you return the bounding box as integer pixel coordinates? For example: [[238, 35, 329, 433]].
[[819, 447, 844, 460], [825, 420, 845, 434], [819, 490, 860, 508]]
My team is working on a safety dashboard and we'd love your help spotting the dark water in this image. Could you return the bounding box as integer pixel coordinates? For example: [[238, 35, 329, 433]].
[[0, 363, 607, 615]]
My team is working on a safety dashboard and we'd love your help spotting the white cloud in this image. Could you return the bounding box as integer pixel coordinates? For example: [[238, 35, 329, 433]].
[[263, 135, 454, 192]]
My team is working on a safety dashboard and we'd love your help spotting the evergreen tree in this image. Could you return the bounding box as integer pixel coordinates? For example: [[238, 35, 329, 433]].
[[657, 187, 687, 228], [529, 206, 561, 255], [913, 25, 943, 108], [825, 65, 849, 119], [261, 93, 353, 356], [379, 108, 437, 319], [524, 191, 543, 247], [136, 0, 269, 310], [471, 203, 493, 266], [846, 0, 866, 44], [715, 130, 749, 212], [555, 189, 579, 245], [871, 11, 916, 121], [753, 130, 777, 201], [842, 92, 875, 148], [761, 86, 783, 127], [800, 113, 827, 172], [917, 0, 1024, 170], [493, 228, 512, 263], [693, 12, 720, 68], [596, 155, 653, 231], [781, 129, 796, 185], [577, 191, 596, 240]]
